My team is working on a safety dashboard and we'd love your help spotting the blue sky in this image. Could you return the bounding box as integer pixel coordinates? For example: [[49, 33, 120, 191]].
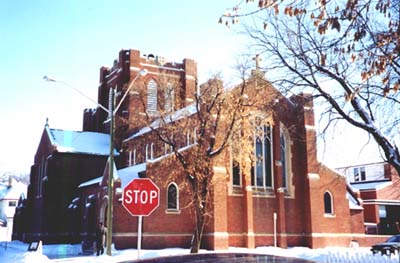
[[0, 0, 381, 175], [0, 0, 248, 174]]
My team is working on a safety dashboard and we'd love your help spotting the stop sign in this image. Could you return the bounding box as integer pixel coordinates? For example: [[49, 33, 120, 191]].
[[122, 178, 160, 216]]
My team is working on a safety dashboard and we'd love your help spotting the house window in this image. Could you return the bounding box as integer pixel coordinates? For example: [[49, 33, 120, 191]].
[[167, 183, 179, 210], [147, 79, 158, 115], [324, 191, 334, 215], [252, 123, 273, 188], [164, 83, 175, 112], [354, 166, 366, 182], [9, 200, 17, 207]]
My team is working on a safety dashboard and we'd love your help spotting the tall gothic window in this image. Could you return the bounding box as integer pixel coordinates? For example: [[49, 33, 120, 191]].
[[252, 123, 273, 188], [280, 126, 290, 189], [147, 79, 158, 115]]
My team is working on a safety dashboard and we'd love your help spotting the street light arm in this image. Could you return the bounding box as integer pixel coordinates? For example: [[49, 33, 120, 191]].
[[113, 69, 147, 115], [43, 76, 111, 114]]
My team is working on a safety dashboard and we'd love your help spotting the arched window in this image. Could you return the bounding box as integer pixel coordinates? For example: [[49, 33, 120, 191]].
[[252, 123, 273, 188], [128, 150, 133, 166], [167, 183, 179, 210], [193, 128, 197, 144], [164, 83, 175, 112], [145, 144, 149, 161], [187, 131, 191, 146], [280, 125, 291, 189], [147, 79, 158, 115], [150, 143, 154, 160], [132, 149, 136, 165], [324, 191, 334, 215]]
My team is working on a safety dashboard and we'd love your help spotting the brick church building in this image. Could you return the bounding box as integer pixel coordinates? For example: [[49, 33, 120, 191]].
[[14, 49, 385, 249]]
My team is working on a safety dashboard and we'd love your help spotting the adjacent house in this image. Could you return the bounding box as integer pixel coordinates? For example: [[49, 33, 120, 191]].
[[338, 162, 400, 235], [0, 177, 26, 241]]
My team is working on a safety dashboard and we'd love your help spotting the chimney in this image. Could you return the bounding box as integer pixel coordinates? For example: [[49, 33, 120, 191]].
[[8, 175, 12, 188]]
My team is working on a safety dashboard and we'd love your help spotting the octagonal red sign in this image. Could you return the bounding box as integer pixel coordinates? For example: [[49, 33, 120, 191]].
[[122, 178, 160, 216]]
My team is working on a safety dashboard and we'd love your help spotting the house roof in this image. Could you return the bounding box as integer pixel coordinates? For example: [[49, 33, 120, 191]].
[[46, 125, 118, 156], [123, 104, 197, 142], [351, 180, 392, 191], [0, 179, 27, 201]]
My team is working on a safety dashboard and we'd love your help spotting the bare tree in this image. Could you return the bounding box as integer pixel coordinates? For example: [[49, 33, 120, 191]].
[[130, 68, 279, 252], [220, 0, 400, 173]]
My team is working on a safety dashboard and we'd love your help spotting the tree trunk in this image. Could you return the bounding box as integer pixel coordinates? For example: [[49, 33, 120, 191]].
[[190, 204, 205, 253]]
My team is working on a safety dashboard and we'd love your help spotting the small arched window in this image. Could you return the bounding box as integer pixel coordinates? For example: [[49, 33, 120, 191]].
[[147, 79, 158, 115], [150, 143, 154, 160], [193, 128, 197, 144], [324, 191, 333, 215], [187, 131, 191, 146], [145, 144, 149, 161], [167, 183, 179, 210]]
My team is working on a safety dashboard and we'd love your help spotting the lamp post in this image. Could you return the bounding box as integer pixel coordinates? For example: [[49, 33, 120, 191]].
[[44, 68, 147, 256]]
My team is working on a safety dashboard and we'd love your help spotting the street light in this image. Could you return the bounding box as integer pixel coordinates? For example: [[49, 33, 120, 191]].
[[104, 68, 147, 256], [44, 68, 147, 255]]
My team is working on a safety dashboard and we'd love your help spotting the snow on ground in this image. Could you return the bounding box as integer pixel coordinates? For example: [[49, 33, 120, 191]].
[[0, 240, 388, 263]]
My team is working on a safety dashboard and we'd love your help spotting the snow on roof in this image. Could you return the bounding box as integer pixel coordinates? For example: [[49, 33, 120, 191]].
[[346, 191, 363, 210], [351, 180, 392, 191], [118, 163, 146, 189], [0, 179, 27, 200], [46, 126, 118, 156], [78, 177, 102, 188], [123, 104, 197, 142]]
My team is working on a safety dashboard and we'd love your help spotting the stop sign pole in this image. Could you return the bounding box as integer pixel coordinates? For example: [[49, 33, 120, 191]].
[[122, 178, 160, 259]]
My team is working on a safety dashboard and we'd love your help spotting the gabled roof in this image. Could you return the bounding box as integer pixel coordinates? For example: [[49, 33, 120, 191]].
[[46, 125, 118, 156], [0, 179, 27, 201]]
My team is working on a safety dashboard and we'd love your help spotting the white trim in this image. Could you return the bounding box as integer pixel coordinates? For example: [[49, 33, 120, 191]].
[[203, 232, 229, 237], [106, 74, 118, 84], [213, 166, 226, 173], [114, 232, 192, 237], [363, 199, 400, 205], [310, 233, 367, 238], [185, 75, 196, 80], [307, 173, 320, 180], [305, 125, 316, 130], [140, 62, 184, 72]]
